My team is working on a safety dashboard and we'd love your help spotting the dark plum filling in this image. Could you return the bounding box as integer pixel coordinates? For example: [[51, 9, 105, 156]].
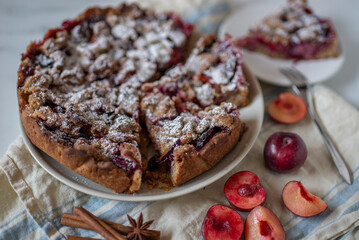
[[169, 47, 186, 66], [174, 101, 187, 114], [43, 19, 82, 43], [147, 154, 159, 172], [152, 126, 230, 170], [240, 35, 330, 59], [190, 126, 230, 151], [21, 41, 42, 79], [159, 85, 180, 98], [169, 13, 193, 37], [197, 74, 210, 84], [113, 155, 141, 176], [21, 64, 35, 79], [157, 139, 183, 167], [21, 42, 42, 61]]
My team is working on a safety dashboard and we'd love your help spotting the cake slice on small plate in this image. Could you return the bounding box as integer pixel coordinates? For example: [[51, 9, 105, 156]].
[[237, 0, 338, 60]]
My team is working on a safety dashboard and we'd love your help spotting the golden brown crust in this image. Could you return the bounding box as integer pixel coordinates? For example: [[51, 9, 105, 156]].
[[20, 108, 140, 193], [227, 86, 249, 108], [170, 119, 245, 186]]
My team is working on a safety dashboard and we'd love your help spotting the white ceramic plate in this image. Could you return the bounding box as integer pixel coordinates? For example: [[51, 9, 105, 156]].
[[218, 2, 345, 86], [21, 65, 263, 201]]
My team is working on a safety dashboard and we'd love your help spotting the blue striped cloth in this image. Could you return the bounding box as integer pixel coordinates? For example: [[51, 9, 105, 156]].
[[1, 1, 359, 239]]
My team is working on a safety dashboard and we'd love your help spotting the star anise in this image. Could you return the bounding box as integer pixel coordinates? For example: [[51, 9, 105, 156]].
[[126, 213, 155, 240]]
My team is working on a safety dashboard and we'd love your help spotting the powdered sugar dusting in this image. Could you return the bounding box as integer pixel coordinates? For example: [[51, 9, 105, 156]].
[[142, 35, 248, 109], [152, 103, 239, 151], [21, 5, 189, 165], [194, 83, 215, 106], [20, 4, 247, 183], [252, 0, 331, 45]]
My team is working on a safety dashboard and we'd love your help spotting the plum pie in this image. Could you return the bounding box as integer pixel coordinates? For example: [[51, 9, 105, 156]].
[[17, 4, 248, 193]]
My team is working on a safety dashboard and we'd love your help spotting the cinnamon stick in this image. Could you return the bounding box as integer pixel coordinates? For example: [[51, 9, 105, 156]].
[[74, 207, 126, 240], [62, 213, 132, 234], [61, 213, 160, 240], [62, 213, 91, 230]]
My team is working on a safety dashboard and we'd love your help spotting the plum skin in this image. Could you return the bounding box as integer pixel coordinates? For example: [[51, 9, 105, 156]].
[[264, 132, 307, 173]]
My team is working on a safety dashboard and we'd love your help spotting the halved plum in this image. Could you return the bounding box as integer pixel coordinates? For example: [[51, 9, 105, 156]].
[[202, 204, 244, 240], [224, 171, 266, 211], [268, 92, 307, 124], [282, 181, 328, 217], [245, 206, 285, 240]]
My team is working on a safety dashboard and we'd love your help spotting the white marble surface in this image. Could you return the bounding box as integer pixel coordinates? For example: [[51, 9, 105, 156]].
[[0, 0, 358, 157]]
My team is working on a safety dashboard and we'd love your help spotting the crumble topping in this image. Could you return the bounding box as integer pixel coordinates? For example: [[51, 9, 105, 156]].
[[148, 102, 239, 152], [142, 35, 248, 108], [237, 0, 338, 60], [140, 36, 247, 157], [20, 5, 189, 169], [18, 4, 247, 191], [194, 83, 215, 106], [251, 0, 332, 45]]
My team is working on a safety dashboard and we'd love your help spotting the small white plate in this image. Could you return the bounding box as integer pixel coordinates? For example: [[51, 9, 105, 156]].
[[21, 65, 264, 202], [218, 2, 345, 86]]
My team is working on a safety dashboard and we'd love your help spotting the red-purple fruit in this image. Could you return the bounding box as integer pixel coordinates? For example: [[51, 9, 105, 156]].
[[245, 206, 285, 240], [202, 204, 244, 240], [282, 181, 328, 217], [224, 171, 266, 211], [264, 132, 307, 173]]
